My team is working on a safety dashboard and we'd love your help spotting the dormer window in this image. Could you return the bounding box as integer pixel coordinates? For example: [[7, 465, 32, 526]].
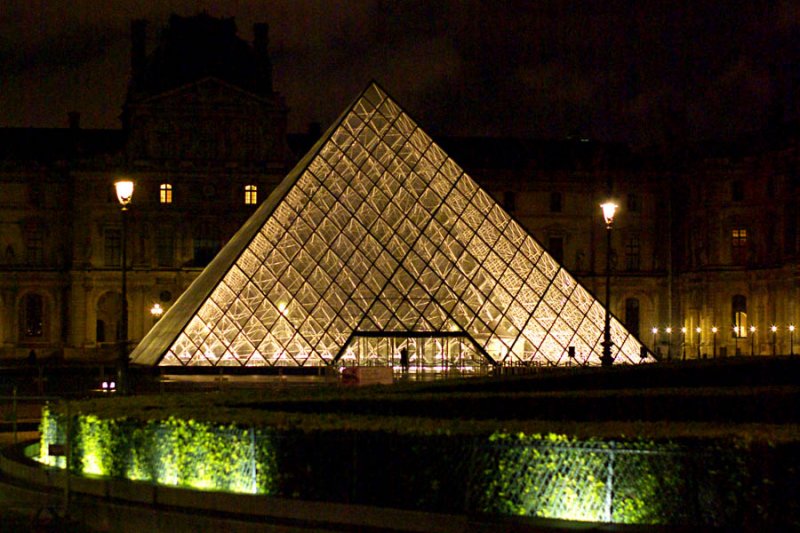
[[732, 181, 744, 202], [550, 191, 563, 213], [245, 184, 258, 205], [160, 183, 173, 204]]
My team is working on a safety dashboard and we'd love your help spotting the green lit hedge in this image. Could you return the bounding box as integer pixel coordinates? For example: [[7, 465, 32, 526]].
[[37, 405, 755, 526], [473, 432, 745, 525], [39, 407, 277, 494]]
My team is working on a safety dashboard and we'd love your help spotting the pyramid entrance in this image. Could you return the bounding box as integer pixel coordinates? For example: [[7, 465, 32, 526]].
[[339, 332, 489, 374], [130, 82, 651, 371]]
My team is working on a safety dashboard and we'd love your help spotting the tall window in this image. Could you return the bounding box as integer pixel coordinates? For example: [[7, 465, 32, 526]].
[[732, 181, 744, 202], [28, 183, 44, 208], [732, 228, 747, 263], [245, 184, 258, 205], [104, 228, 121, 266], [785, 203, 797, 255], [502, 191, 516, 213], [625, 298, 640, 338], [193, 223, 220, 266], [625, 235, 640, 271], [549, 191, 563, 213], [159, 183, 173, 204], [732, 295, 747, 337], [548, 236, 564, 263], [627, 193, 640, 213], [25, 228, 44, 265], [156, 230, 174, 267], [20, 293, 44, 338]]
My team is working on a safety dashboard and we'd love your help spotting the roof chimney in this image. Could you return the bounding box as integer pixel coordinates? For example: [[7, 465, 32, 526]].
[[131, 19, 148, 80], [253, 23, 273, 93]]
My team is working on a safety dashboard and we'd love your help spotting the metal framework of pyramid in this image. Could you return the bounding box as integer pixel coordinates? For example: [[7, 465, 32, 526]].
[[131, 82, 650, 370]]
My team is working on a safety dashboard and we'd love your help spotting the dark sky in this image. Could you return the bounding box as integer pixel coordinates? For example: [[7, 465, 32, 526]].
[[1, 1, 797, 146]]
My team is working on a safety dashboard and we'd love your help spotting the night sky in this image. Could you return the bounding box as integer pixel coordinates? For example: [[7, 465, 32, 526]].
[[1, 1, 797, 146]]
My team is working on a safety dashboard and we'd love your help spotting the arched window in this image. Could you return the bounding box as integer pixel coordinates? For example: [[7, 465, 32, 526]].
[[160, 183, 173, 204], [20, 293, 44, 339], [96, 320, 106, 343], [244, 184, 258, 205], [625, 298, 640, 338], [732, 295, 747, 337]]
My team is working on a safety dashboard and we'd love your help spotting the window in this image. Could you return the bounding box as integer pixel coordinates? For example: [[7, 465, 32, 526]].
[[20, 293, 44, 338], [156, 230, 174, 267], [96, 320, 106, 343], [732, 228, 747, 263], [548, 236, 564, 263], [25, 228, 44, 265], [502, 191, 516, 213], [28, 183, 44, 208], [732, 181, 744, 202], [625, 235, 640, 271], [104, 228, 121, 266], [627, 193, 640, 213], [245, 184, 258, 205], [159, 183, 173, 204], [732, 295, 747, 338], [549, 191, 562, 213], [785, 203, 797, 255], [625, 298, 640, 338], [193, 223, 220, 266]]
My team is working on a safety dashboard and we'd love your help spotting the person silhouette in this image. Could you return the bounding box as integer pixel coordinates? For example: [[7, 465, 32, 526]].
[[399, 347, 409, 373]]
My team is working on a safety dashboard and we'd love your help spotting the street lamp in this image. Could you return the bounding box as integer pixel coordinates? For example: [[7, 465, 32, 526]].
[[711, 326, 718, 358], [150, 303, 164, 322], [790, 325, 795, 357], [750, 325, 756, 356], [771, 325, 778, 356], [114, 179, 134, 395], [665, 327, 673, 360], [681, 327, 687, 360], [695, 326, 701, 359], [600, 201, 618, 367]]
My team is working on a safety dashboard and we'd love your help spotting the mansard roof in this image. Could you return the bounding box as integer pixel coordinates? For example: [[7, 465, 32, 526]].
[[128, 13, 273, 102]]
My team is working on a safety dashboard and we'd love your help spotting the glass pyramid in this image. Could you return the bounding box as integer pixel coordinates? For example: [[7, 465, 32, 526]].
[[131, 83, 650, 371]]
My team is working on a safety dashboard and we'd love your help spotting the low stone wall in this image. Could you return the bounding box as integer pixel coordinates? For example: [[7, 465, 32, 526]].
[[0, 440, 475, 533]]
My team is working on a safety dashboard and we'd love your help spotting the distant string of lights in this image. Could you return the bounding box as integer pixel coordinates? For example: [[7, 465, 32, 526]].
[[646, 323, 797, 358]]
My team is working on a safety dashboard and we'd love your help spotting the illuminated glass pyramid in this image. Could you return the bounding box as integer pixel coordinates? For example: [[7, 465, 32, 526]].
[[131, 83, 649, 370]]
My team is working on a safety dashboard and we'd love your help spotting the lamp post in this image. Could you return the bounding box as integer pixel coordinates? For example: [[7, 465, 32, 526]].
[[681, 327, 687, 360], [711, 326, 718, 358], [114, 179, 134, 395], [695, 326, 701, 359], [771, 325, 778, 356], [790, 325, 795, 357], [750, 325, 756, 356], [600, 201, 618, 367], [665, 327, 672, 361]]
